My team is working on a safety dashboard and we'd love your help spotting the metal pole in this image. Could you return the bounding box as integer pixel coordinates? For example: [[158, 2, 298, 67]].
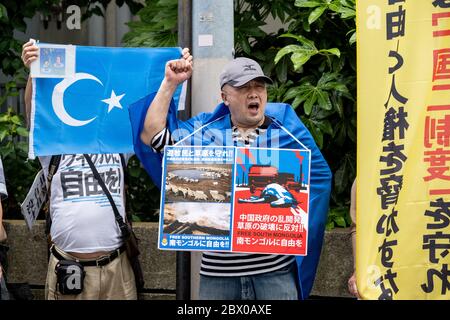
[[116, 3, 131, 46], [190, 0, 234, 300], [178, 0, 192, 121], [191, 0, 234, 114], [175, 0, 192, 300]]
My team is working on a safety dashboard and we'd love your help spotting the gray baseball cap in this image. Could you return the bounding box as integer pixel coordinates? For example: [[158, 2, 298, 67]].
[[219, 57, 273, 89]]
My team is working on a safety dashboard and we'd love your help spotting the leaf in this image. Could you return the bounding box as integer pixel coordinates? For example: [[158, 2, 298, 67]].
[[304, 91, 318, 115], [334, 216, 347, 227], [349, 30, 356, 45], [1, 146, 13, 158], [334, 156, 354, 194], [129, 166, 141, 178], [276, 4, 286, 22], [284, 84, 312, 101], [237, 31, 252, 55], [6, 81, 16, 91], [347, 121, 356, 142], [338, 7, 356, 19], [17, 141, 28, 154], [275, 58, 288, 83], [319, 48, 341, 58], [16, 127, 28, 137], [310, 124, 323, 148], [132, 215, 142, 222], [328, 2, 341, 13], [333, 98, 344, 119], [291, 51, 314, 71], [279, 33, 316, 49], [91, 5, 104, 17], [0, 4, 8, 22], [0, 130, 8, 141], [10, 115, 22, 125], [325, 221, 335, 231], [335, 122, 347, 146], [316, 90, 332, 110], [333, 83, 350, 94], [308, 6, 327, 25], [0, 114, 9, 122], [247, 27, 267, 38], [314, 118, 333, 135], [292, 93, 310, 109], [274, 44, 302, 64], [295, 0, 323, 8], [317, 72, 337, 86]]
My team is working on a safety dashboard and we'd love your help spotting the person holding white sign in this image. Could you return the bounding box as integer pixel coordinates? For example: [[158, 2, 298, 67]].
[[22, 40, 138, 300], [0, 157, 10, 300], [137, 49, 332, 300]]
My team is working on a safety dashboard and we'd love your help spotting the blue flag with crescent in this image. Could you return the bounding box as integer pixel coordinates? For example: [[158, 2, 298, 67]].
[[128, 94, 332, 299], [29, 45, 185, 158]]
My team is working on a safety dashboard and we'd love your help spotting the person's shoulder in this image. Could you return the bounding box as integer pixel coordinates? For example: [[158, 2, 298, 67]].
[[38, 155, 53, 170], [351, 178, 356, 196], [121, 153, 134, 165], [264, 103, 295, 120], [266, 102, 291, 109]]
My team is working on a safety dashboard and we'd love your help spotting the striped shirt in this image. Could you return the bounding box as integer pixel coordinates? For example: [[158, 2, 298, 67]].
[[152, 116, 295, 277], [231, 123, 265, 146]]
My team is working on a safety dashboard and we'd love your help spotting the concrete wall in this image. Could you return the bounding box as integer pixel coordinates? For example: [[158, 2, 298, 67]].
[[3, 220, 354, 299]]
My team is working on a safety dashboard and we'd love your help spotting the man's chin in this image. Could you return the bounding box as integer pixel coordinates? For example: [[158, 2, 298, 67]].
[[251, 114, 265, 126], [233, 114, 264, 128], [243, 119, 262, 128]]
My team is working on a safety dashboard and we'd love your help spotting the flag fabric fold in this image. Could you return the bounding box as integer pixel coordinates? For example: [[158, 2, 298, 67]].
[[30, 45, 184, 158]]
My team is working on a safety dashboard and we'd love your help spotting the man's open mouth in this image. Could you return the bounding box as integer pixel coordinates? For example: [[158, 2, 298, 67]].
[[248, 102, 259, 112]]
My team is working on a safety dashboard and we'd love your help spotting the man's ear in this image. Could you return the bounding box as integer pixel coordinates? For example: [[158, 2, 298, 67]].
[[221, 92, 229, 106]]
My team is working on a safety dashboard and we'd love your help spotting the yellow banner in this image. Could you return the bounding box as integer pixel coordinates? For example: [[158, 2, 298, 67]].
[[357, 1, 450, 299]]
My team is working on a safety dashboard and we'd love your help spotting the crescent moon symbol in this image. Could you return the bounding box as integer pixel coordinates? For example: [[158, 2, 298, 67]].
[[52, 73, 103, 127]]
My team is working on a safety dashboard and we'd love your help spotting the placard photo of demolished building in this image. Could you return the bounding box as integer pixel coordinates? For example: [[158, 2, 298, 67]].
[[159, 146, 235, 251]]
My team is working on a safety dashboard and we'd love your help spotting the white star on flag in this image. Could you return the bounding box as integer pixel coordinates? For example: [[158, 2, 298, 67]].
[[102, 90, 125, 113]]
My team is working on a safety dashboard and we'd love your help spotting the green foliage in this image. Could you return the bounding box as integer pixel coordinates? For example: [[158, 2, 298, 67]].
[[122, 0, 178, 221], [0, 71, 40, 218], [326, 206, 352, 230], [122, 0, 178, 47], [122, 0, 357, 228], [235, 0, 357, 228], [126, 155, 160, 222], [0, 1, 35, 77], [0, 84, 41, 218], [0, 0, 143, 78], [294, 0, 356, 44], [0, 0, 143, 219], [274, 33, 340, 72]]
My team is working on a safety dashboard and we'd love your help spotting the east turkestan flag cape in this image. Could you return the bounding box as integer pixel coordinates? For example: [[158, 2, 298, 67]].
[[128, 93, 332, 299]]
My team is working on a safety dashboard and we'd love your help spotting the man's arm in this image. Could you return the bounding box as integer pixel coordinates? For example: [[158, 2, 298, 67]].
[[0, 157, 7, 243], [140, 48, 193, 146], [24, 77, 32, 126], [21, 40, 39, 125], [348, 178, 360, 298], [350, 178, 356, 267]]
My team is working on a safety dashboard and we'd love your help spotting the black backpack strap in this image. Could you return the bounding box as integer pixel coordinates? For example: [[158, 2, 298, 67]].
[[45, 155, 61, 236], [47, 155, 62, 187], [118, 153, 132, 224], [119, 153, 128, 186], [83, 154, 131, 240]]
